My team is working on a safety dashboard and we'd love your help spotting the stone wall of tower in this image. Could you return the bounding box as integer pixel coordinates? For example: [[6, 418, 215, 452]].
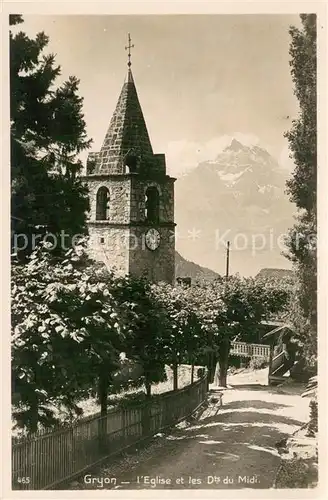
[[129, 177, 174, 223], [161, 179, 175, 223], [128, 175, 175, 283], [128, 226, 175, 284], [87, 224, 175, 283], [87, 176, 131, 223], [87, 226, 130, 275], [85, 172, 175, 282], [86, 176, 131, 273]]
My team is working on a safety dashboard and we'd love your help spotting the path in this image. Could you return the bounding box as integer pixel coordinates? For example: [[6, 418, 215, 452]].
[[70, 369, 310, 490]]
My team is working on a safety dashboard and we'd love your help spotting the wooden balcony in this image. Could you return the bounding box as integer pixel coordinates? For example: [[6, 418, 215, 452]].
[[230, 340, 295, 385], [230, 342, 270, 360]]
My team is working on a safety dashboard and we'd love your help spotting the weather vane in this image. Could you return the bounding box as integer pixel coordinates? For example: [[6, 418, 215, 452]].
[[125, 33, 134, 68]]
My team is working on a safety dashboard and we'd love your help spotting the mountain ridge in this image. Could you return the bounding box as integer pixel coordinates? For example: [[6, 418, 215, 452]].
[[174, 138, 296, 276], [175, 250, 220, 282]]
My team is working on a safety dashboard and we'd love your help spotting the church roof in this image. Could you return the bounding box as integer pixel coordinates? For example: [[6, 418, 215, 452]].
[[88, 69, 155, 175]]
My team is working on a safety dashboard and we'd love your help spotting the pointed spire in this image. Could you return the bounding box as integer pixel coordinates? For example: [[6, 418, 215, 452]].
[[126, 67, 134, 83], [86, 35, 167, 177], [92, 67, 154, 174]]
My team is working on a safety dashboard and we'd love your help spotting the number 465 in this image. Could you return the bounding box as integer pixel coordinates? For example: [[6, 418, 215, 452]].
[[17, 477, 30, 484]]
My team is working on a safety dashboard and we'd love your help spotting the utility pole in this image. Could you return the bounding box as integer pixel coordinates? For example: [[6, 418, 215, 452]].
[[225, 240, 230, 280]]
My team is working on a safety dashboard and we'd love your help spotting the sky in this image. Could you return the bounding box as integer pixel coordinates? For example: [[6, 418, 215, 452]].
[[17, 14, 301, 178]]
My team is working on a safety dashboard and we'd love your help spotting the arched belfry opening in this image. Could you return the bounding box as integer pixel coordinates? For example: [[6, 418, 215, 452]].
[[125, 154, 138, 174], [145, 186, 160, 223], [96, 186, 110, 220]]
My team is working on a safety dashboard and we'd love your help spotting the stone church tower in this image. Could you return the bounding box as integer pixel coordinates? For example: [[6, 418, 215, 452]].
[[84, 47, 175, 284]]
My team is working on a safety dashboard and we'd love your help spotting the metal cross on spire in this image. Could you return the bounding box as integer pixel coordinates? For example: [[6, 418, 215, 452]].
[[125, 33, 134, 68]]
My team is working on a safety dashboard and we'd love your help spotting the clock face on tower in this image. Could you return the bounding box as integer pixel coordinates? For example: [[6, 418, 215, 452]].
[[145, 228, 161, 251]]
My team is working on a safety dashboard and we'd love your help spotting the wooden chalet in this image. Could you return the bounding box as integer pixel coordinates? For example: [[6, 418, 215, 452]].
[[230, 321, 297, 385]]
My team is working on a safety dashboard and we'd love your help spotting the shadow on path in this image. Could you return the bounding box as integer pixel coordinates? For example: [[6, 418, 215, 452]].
[[219, 399, 292, 411], [69, 388, 306, 491], [228, 383, 285, 393], [195, 409, 303, 428]]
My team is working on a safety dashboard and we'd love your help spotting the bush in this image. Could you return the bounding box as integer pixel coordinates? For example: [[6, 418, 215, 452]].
[[228, 355, 253, 369], [290, 359, 316, 381], [274, 457, 318, 488], [249, 356, 268, 370], [307, 399, 318, 437], [241, 356, 251, 368], [228, 355, 243, 368]]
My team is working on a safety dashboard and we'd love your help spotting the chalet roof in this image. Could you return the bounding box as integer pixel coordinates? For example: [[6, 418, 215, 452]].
[[262, 324, 293, 340]]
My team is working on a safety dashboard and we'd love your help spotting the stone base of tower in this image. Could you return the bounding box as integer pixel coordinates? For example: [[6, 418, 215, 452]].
[[87, 226, 130, 275], [128, 226, 175, 284], [87, 224, 175, 284]]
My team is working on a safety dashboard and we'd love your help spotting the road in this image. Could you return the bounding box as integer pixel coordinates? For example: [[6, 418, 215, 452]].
[[71, 371, 310, 491]]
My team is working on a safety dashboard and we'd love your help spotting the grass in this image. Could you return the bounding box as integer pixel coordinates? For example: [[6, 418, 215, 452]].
[[12, 364, 201, 437], [76, 364, 200, 417]]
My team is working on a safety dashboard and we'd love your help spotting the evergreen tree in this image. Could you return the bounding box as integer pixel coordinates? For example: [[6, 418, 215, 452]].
[[10, 15, 92, 258], [284, 14, 317, 367]]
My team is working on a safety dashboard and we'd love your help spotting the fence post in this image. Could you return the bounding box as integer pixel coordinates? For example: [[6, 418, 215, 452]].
[[122, 408, 127, 445], [97, 415, 108, 455], [141, 401, 151, 437]]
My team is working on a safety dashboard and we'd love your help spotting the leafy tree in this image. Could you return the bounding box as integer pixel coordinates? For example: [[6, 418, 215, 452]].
[[191, 276, 289, 387], [110, 276, 168, 398], [11, 241, 125, 433], [285, 14, 316, 213], [150, 277, 289, 389], [151, 283, 207, 389], [180, 286, 208, 384], [10, 15, 91, 258], [284, 14, 317, 367]]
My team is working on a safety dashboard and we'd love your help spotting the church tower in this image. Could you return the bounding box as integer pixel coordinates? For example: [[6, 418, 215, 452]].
[[84, 36, 176, 284]]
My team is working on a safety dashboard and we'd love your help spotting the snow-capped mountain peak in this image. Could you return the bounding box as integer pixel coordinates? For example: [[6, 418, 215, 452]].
[[174, 140, 296, 276], [223, 138, 250, 153]]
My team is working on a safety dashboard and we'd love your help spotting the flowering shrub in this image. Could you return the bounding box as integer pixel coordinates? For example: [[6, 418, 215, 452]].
[[249, 356, 268, 370]]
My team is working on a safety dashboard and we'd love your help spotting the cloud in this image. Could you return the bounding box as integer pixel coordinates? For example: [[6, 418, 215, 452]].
[[279, 141, 295, 172], [166, 133, 260, 177], [233, 133, 260, 147]]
